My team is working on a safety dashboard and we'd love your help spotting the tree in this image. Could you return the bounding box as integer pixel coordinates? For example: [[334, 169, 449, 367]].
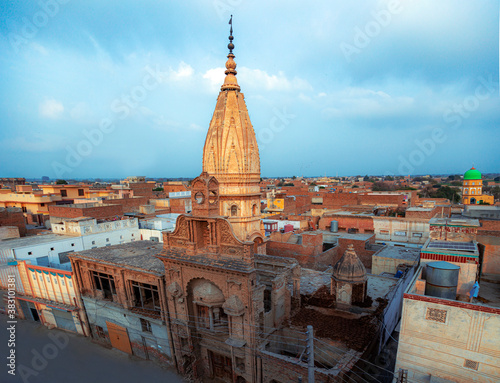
[[385, 176, 394, 181], [372, 182, 396, 191], [292, 175, 296, 180], [494, 176, 500, 182], [56, 179, 68, 184], [363, 175, 369, 181], [435, 186, 461, 203], [153, 187, 164, 191]]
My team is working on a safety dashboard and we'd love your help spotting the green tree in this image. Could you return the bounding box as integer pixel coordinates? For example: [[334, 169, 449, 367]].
[[56, 179, 68, 184]]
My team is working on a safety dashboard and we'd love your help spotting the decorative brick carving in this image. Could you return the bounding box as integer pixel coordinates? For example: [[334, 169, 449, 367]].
[[425, 307, 447, 323]]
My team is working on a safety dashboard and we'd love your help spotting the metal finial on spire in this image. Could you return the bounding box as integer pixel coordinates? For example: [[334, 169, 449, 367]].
[[228, 15, 234, 53]]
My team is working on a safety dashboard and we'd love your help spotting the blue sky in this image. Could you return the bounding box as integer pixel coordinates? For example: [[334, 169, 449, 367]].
[[0, 0, 498, 179]]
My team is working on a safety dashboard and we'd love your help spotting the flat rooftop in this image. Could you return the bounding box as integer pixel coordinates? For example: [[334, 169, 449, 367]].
[[373, 246, 420, 261], [0, 233, 75, 249], [70, 240, 164, 275], [429, 217, 480, 227], [423, 239, 479, 255], [322, 210, 374, 217], [320, 231, 374, 241], [367, 274, 398, 300]]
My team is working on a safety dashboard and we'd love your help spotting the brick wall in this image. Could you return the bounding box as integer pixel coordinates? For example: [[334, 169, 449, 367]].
[[266, 232, 338, 268], [106, 197, 148, 213], [0, 207, 27, 236], [477, 235, 500, 275], [49, 203, 123, 219], [318, 214, 374, 233], [478, 219, 500, 237], [335, 236, 376, 269]]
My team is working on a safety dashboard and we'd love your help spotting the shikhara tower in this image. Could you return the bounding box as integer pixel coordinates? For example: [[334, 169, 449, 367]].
[[202, 18, 263, 242]]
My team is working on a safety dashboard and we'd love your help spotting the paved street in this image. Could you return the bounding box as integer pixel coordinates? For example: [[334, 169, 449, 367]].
[[1, 314, 184, 383]]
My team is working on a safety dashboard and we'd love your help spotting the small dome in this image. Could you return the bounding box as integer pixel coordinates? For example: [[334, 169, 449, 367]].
[[464, 167, 481, 180], [222, 295, 245, 316], [193, 281, 225, 305], [332, 244, 367, 283]]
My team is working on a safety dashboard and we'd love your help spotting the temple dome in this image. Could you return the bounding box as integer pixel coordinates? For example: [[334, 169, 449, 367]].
[[193, 281, 225, 306], [464, 167, 481, 180], [332, 244, 367, 283]]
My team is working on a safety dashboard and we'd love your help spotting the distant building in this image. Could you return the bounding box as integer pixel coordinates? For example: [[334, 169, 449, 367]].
[[462, 167, 494, 205]]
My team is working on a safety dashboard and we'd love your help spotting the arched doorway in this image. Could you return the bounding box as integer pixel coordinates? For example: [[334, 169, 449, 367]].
[[470, 197, 476, 204]]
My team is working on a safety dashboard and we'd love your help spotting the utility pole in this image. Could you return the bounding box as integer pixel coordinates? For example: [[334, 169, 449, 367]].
[[306, 325, 315, 383]]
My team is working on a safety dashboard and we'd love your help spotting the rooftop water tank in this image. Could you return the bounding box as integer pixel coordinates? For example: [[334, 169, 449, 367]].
[[330, 220, 338, 233], [425, 261, 460, 299]]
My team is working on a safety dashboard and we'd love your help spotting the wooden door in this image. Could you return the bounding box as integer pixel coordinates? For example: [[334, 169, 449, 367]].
[[106, 321, 132, 354]]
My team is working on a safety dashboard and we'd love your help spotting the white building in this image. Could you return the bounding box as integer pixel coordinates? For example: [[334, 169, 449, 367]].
[[0, 217, 140, 270]]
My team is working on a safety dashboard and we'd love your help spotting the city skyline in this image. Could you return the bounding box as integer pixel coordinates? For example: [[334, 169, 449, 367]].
[[1, 0, 499, 179]]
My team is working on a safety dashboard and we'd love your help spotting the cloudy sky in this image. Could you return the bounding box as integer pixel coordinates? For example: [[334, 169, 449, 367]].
[[0, 0, 498, 179]]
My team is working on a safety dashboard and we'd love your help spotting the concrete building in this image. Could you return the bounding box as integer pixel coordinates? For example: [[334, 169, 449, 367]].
[[373, 216, 430, 247], [0, 217, 139, 269], [3, 260, 90, 335], [69, 241, 173, 364], [394, 261, 500, 382], [372, 246, 420, 275]]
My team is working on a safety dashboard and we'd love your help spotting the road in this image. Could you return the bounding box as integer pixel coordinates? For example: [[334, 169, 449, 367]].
[[1, 314, 185, 383]]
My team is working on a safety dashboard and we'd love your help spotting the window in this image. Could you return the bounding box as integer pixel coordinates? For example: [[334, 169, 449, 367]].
[[106, 238, 109, 242], [140, 318, 152, 333], [131, 234, 134, 237], [60, 190, 67, 197], [71, 243, 75, 247], [78, 188, 84, 196], [131, 282, 161, 314], [58, 250, 73, 264], [120, 235, 123, 239], [472, 182, 475, 185], [28, 251, 32, 255], [41, 203, 45, 207], [150, 237, 159, 242], [196, 305, 228, 331], [105, 244, 111, 247], [264, 288, 272, 313], [412, 233, 423, 237], [471, 189, 475, 194], [394, 231, 407, 236], [92, 241, 95, 245], [380, 230, 389, 235], [91, 271, 116, 300], [231, 205, 238, 216], [95, 325, 105, 338]]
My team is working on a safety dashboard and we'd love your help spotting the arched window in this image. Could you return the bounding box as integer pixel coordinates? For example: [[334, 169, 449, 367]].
[[252, 204, 258, 216], [231, 205, 238, 216], [471, 189, 475, 194], [472, 182, 475, 185]]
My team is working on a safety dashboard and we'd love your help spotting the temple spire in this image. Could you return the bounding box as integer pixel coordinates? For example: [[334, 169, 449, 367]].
[[228, 15, 234, 53], [221, 15, 240, 91]]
